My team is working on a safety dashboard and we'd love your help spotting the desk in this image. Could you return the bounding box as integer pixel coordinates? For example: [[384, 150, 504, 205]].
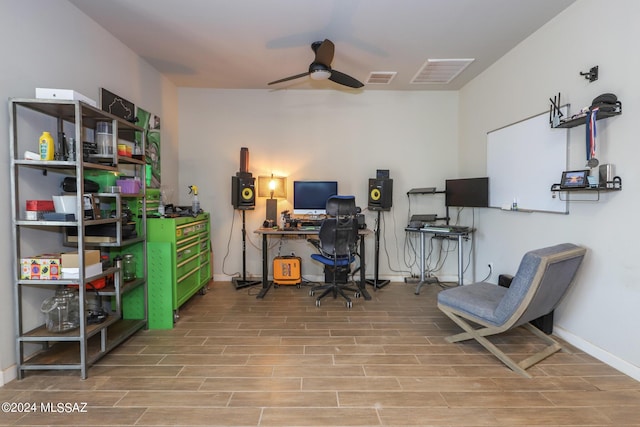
[[405, 226, 474, 294], [254, 228, 372, 300]]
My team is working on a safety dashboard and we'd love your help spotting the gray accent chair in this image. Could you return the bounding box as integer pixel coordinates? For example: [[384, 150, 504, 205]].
[[437, 243, 587, 378]]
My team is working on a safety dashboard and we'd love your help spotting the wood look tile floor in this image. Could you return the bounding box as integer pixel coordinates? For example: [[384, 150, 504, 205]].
[[2, 281, 639, 426]]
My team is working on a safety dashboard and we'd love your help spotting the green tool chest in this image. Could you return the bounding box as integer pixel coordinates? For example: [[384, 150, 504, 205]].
[[147, 213, 212, 328]]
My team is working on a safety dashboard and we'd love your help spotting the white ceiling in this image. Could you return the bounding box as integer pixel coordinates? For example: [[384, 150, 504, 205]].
[[69, 0, 575, 91]]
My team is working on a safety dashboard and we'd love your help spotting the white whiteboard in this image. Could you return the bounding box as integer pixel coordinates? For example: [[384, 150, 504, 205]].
[[487, 108, 568, 213]]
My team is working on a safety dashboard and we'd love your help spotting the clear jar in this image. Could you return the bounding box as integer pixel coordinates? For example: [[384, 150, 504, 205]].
[[95, 121, 113, 155], [41, 287, 80, 333], [123, 254, 136, 281]]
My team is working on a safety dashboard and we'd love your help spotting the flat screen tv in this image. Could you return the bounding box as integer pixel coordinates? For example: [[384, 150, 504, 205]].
[[293, 181, 338, 215], [445, 177, 489, 208]]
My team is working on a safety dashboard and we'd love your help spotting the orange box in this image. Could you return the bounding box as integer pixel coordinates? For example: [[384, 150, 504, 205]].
[[273, 256, 301, 285]]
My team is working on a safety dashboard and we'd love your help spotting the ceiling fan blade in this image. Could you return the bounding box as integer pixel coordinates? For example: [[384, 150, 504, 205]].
[[315, 39, 335, 66], [268, 72, 310, 85], [328, 70, 364, 88]]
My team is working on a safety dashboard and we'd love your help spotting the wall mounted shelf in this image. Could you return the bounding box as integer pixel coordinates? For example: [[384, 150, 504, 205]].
[[552, 102, 621, 129], [550, 181, 622, 201]]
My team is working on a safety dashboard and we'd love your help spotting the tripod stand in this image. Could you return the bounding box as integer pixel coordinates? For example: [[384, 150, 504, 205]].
[[232, 209, 261, 289], [366, 209, 390, 289]]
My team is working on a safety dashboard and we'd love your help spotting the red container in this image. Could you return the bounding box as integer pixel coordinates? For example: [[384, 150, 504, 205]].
[[26, 200, 54, 211]]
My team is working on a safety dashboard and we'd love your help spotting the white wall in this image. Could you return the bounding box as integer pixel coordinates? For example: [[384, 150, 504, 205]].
[[177, 89, 462, 282], [459, 0, 640, 379], [0, 0, 178, 385]]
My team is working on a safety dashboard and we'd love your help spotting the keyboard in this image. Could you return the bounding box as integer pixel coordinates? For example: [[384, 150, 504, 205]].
[[299, 225, 321, 231], [300, 220, 323, 227], [422, 225, 470, 233]]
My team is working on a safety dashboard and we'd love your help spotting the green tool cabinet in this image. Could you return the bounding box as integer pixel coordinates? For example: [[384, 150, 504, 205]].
[[147, 213, 211, 328]]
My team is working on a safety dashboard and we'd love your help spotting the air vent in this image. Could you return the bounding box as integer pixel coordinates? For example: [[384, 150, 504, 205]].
[[411, 59, 474, 84], [366, 71, 397, 85]]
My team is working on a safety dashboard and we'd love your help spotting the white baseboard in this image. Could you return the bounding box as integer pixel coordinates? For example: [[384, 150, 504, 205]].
[[554, 326, 640, 381], [1, 364, 17, 387]]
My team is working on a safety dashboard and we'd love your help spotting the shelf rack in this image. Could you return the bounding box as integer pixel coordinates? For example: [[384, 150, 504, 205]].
[[9, 98, 148, 379]]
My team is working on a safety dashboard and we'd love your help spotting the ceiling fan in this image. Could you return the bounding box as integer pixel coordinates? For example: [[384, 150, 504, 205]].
[[268, 39, 364, 89]]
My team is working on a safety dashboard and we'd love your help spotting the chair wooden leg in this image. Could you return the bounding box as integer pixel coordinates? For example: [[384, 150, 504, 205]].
[[517, 323, 562, 370], [446, 327, 500, 343], [440, 308, 563, 378]]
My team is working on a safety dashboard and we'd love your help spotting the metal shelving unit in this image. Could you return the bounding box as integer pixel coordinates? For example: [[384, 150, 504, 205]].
[[9, 98, 148, 379]]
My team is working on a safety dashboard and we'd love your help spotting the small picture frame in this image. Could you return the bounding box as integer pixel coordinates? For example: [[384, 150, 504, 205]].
[[560, 170, 589, 189]]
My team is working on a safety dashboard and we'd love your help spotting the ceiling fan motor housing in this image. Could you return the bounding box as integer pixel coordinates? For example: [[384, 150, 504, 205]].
[[309, 62, 331, 80]]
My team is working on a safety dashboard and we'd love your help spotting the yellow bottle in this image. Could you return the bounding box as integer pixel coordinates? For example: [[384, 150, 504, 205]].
[[39, 131, 54, 161]]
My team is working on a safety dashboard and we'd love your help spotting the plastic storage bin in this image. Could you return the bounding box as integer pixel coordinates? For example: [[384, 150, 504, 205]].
[[116, 179, 141, 194]]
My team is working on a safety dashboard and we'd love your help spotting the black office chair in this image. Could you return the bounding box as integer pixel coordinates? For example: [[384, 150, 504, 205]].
[[308, 195, 361, 308]]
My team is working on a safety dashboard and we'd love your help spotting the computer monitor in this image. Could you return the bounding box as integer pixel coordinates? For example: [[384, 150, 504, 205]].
[[445, 177, 489, 208], [293, 181, 338, 215]]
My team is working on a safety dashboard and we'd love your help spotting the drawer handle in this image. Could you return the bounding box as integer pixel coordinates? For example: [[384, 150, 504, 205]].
[[177, 266, 199, 283], [177, 253, 200, 269]]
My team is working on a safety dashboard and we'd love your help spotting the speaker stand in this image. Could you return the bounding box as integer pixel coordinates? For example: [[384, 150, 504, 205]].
[[233, 209, 261, 289], [366, 210, 390, 290]]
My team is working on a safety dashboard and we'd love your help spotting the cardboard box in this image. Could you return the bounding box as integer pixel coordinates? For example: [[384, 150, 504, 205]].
[[35, 88, 97, 107], [61, 262, 103, 279], [20, 254, 61, 280], [61, 250, 101, 268]]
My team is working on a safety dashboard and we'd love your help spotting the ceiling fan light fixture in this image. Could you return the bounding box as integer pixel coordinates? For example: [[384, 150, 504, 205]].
[[310, 69, 331, 80]]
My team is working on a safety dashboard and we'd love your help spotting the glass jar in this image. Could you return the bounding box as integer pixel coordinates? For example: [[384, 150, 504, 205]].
[[123, 254, 136, 281], [40, 287, 80, 333]]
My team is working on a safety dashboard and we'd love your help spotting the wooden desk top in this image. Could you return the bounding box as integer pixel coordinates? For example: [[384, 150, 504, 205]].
[[255, 227, 372, 235]]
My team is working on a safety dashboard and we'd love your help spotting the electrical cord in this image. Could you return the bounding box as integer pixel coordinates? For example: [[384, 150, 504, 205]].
[[221, 208, 241, 277], [378, 208, 412, 277]]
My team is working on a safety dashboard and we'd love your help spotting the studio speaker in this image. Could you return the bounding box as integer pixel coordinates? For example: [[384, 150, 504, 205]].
[[231, 175, 255, 209], [368, 178, 393, 211]]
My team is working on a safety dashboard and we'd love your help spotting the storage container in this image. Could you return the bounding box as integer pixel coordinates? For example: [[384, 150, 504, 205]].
[[273, 256, 301, 285], [116, 179, 141, 194], [52, 195, 77, 213]]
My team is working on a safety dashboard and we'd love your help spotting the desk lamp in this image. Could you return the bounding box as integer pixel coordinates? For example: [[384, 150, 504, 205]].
[[258, 175, 287, 225]]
